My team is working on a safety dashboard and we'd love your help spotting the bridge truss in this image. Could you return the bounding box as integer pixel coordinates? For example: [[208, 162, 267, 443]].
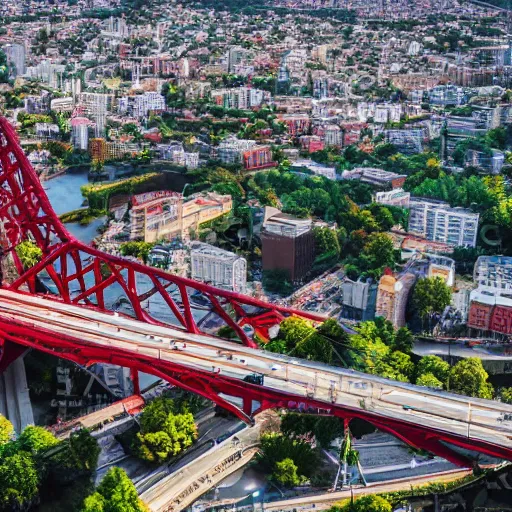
[[0, 117, 511, 468]]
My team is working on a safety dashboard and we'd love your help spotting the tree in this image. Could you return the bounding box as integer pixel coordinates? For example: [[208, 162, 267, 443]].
[[277, 317, 315, 351], [386, 351, 414, 381], [332, 494, 392, 512], [259, 433, 317, 479], [119, 241, 154, 263], [280, 414, 343, 448], [82, 492, 106, 512], [15, 241, 43, 269], [360, 232, 396, 277], [296, 333, 333, 364], [416, 372, 443, 389], [84, 467, 149, 512], [413, 277, 452, 330], [500, 388, 512, 404], [273, 458, 304, 487], [393, 327, 414, 353], [0, 452, 39, 510], [133, 397, 197, 463], [449, 358, 493, 399], [66, 429, 101, 472], [0, 416, 14, 445], [313, 227, 341, 258], [18, 425, 59, 454], [416, 356, 450, 386]]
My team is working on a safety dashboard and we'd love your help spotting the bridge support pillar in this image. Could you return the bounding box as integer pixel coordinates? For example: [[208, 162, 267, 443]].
[[131, 368, 140, 395], [243, 397, 252, 416], [0, 340, 28, 374]]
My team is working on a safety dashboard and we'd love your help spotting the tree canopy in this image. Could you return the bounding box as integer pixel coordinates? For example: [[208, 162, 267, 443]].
[[82, 467, 149, 512], [133, 397, 197, 463], [449, 358, 493, 399]]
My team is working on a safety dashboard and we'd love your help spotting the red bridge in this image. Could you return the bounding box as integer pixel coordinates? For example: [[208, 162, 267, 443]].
[[0, 117, 512, 468]]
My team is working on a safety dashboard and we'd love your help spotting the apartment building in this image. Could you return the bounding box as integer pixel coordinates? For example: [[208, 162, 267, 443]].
[[374, 188, 411, 208], [408, 199, 479, 247], [468, 256, 512, 336], [341, 168, 407, 189], [211, 87, 270, 110], [118, 92, 166, 119], [3, 43, 26, 77], [217, 137, 256, 164], [190, 242, 247, 293]]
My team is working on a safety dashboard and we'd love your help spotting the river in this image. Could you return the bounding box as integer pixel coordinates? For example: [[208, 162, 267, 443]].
[[44, 170, 159, 390]]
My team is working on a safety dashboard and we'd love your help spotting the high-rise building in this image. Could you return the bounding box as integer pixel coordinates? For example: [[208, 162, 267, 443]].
[[2, 43, 26, 77], [408, 199, 479, 247], [71, 118, 91, 151], [190, 242, 247, 293], [260, 207, 315, 283]]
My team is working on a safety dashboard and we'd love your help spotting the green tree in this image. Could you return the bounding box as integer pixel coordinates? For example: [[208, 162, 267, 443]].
[[296, 333, 333, 364], [277, 317, 315, 351], [449, 358, 493, 399], [413, 277, 452, 330], [386, 351, 414, 381], [360, 232, 396, 277], [500, 387, 512, 404], [0, 452, 39, 510], [15, 241, 43, 269], [119, 241, 154, 263], [416, 356, 450, 386], [18, 425, 59, 454], [416, 372, 443, 389], [82, 492, 106, 512], [332, 494, 392, 512], [259, 433, 317, 479], [84, 467, 149, 512], [393, 327, 414, 353], [133, 397, 197, 463], [0, 416, 14, 445], [66, 429, 101, 472], [280, 414, 343, 448], [273, 458, 304, 487], [313, 226, 341, 258]]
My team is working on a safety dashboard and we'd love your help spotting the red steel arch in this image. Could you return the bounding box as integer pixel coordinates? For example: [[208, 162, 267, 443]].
[[1, 117, 511, 468], [0, 117, 324, 349]]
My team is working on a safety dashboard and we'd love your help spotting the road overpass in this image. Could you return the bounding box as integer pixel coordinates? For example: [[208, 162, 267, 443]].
[[0, 289, 512, 467]]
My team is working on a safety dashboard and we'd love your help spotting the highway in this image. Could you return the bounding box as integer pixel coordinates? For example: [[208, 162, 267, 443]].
[[1, 288, 512, 462]]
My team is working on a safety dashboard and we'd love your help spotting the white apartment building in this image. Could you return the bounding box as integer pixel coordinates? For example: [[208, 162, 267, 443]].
[[132, 92, 166, 118], [172, 149, 199, 169], [3, 43, 26, 77], [217, 137, 256, 164], [190, 242, 247, 293], [374, 188, 411, 208], [408, 199, 479, 247], [357, 102, 402, 123]]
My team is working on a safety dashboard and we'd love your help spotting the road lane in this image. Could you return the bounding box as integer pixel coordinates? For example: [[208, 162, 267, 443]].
[[0, 289, 511, 457]]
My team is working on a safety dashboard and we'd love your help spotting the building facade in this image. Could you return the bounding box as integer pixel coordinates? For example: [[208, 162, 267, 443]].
[[190, 242, 247, 293], [260, 207, 315, 283], [408, 199, 479, 247]]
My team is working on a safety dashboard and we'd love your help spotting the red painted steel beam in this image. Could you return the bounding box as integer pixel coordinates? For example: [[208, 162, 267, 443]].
[[0, 115, 325, 350], [0, 316, 511, 466]]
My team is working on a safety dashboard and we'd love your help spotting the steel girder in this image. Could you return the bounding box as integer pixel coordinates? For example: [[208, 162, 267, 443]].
[[0, 318, 511, 467], [0, 117, 324, 348]]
